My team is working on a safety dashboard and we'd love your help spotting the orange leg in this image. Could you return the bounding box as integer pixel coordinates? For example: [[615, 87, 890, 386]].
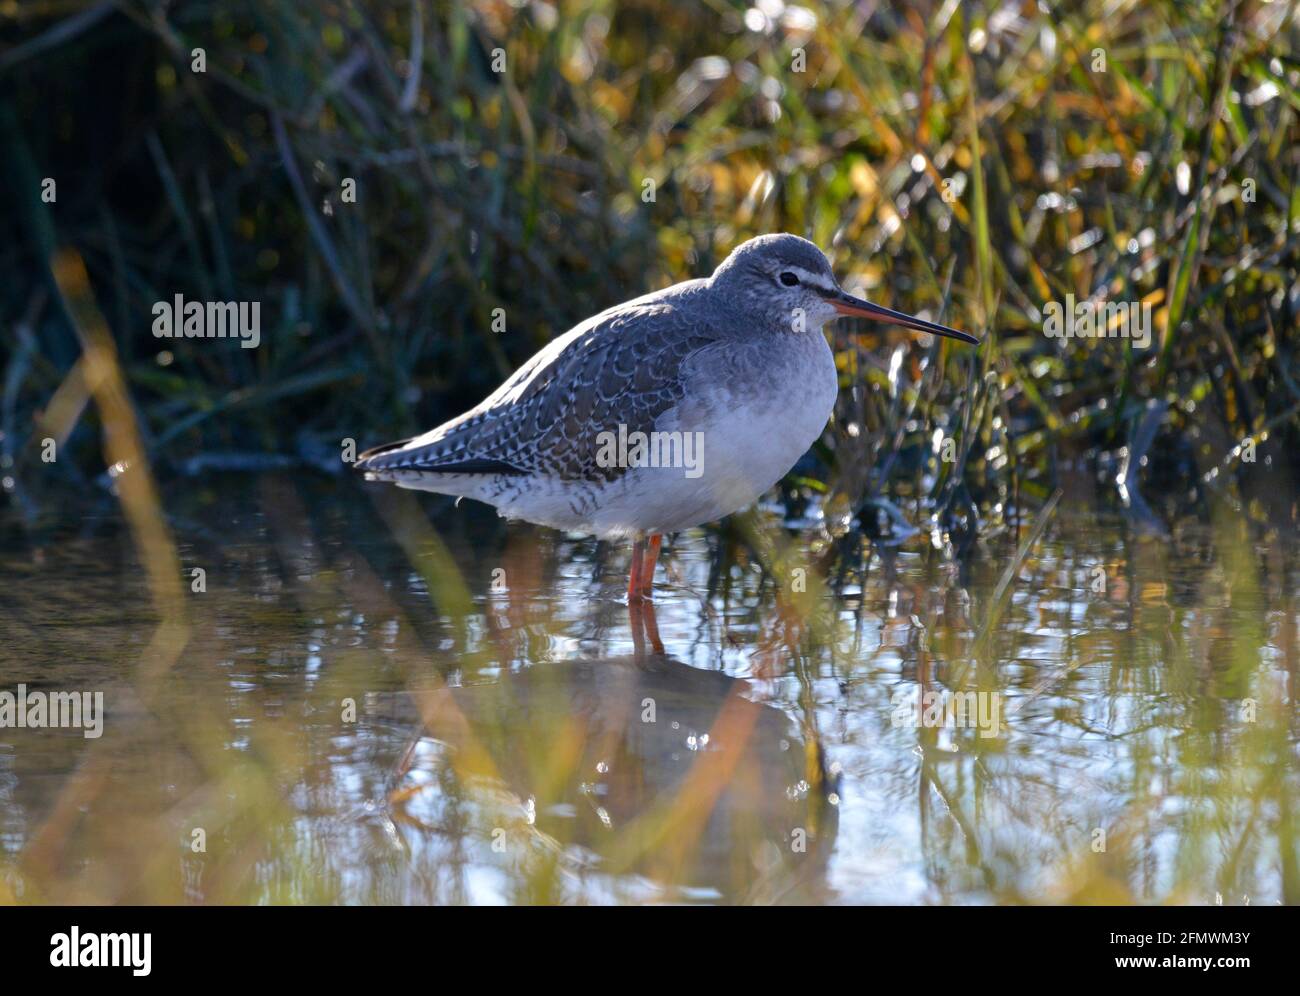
[[629, 597, 665, 658], [627, 538, 645, 602], [639, 534, 662, 597]]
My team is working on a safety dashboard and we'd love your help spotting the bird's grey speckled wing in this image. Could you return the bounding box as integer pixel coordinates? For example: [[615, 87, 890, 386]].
[[356, 292, 719, 482]]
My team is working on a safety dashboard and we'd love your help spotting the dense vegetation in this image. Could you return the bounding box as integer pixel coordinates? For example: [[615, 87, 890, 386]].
[[1, 0, 1296, 529]]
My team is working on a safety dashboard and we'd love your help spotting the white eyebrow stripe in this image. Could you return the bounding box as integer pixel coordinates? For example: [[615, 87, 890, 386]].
[[786, 266, 836, 291]]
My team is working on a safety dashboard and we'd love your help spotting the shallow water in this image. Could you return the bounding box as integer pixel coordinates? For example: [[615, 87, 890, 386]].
[[2, 476, 1297, 904]]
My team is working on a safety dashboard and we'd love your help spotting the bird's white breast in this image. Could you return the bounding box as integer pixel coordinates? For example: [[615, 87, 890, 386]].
[[445, 331, 838, 539], [567, 331, 838, 537], [685, 331, 838, 511]]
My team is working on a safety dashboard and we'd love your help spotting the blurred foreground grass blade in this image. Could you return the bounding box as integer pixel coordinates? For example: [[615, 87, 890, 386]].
[[51, 248, 189, 682], [961, 15, 993, 330], [368, 486, 473, 645]]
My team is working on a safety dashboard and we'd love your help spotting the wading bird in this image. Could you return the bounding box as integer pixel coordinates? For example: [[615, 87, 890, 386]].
[[356, 234, 977, 601]]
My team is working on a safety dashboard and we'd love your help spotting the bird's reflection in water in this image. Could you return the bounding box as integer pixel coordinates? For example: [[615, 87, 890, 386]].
[[371, 600, 839, 904]]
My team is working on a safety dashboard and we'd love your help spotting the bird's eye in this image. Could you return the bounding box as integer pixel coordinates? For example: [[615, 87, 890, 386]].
[[779, 271, 799, 287]]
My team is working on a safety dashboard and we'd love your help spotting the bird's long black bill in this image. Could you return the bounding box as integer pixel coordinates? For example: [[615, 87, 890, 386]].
[[832, 292, 979, 344]]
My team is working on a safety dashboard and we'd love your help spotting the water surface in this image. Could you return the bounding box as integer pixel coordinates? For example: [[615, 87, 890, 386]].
[[2, 476, 1297, 904]]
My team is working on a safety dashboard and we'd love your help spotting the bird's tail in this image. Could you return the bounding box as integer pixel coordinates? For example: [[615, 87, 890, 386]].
[[353, 437, 525, 496]]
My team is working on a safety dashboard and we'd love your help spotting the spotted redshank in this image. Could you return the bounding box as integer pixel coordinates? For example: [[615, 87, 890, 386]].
[[356, 234, 977, 601]]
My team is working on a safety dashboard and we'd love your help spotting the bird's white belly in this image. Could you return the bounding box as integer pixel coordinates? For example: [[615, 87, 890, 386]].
[[537, 332, 838, 537], [410, 332, 838, 538]]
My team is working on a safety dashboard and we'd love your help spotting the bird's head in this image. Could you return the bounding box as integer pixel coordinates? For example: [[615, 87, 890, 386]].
[[710, 233, 978, 344]]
